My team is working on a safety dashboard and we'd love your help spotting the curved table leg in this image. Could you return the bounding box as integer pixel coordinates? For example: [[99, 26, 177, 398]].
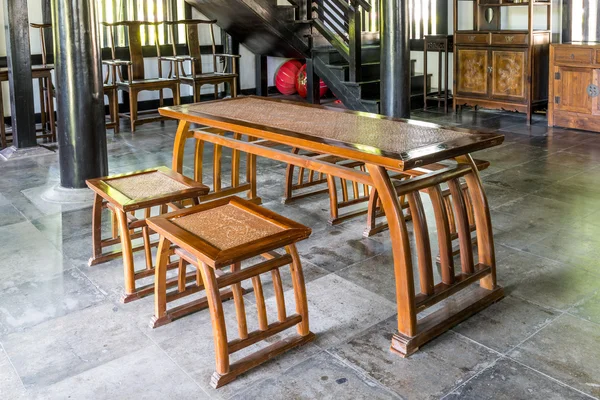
[[366, 158, 504, 357]]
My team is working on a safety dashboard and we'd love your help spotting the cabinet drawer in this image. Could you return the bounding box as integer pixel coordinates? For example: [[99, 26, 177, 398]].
[[455, 33, 489, 45], [491, 33, 528, 45], [554, 47, 593, 64]]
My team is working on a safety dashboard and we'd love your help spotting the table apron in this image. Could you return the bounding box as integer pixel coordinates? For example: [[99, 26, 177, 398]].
[[192, 130, 374, 186]]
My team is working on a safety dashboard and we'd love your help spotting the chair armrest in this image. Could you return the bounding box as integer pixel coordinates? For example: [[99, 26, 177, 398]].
[[159, 55, 199, 63], [102, 59, 132, 66], [214, 54, 241, 59]]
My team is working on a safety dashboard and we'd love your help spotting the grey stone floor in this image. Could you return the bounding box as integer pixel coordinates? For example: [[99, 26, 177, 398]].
[[1, 104, 600, 399]]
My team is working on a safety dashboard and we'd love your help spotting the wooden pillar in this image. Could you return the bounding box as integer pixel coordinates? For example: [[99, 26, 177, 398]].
[[2, 0, 37, 148], [52, 0, 108, 188], [380, 0, 411, 119], [255, 55, 268, 97]]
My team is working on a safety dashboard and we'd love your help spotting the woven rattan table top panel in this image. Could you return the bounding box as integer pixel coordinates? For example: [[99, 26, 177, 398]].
[[173, 204, 284, 251], [107, 172, 190, 200], [188, 98, 468, 156]]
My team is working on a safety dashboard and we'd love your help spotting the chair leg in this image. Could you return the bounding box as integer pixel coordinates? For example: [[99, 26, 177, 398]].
[[214, 84, 219, 99], [112, 89, 120, 134], [47, 80, 56, 142], [0, 83, 6, 149], [129, 90, 138, 133], [232, 78, 237, 98], [174, 85, 181, 106], [38, 78, 46, 140], [194, 83, 201, 103]]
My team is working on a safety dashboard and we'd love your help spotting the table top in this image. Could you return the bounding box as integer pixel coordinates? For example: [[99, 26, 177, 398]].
[[160, 96, 504, 171]]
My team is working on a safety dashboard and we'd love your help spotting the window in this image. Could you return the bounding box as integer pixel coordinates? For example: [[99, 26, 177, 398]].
[[97, 0, 188, 48]]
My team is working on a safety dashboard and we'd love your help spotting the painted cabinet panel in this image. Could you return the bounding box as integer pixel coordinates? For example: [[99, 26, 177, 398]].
[[456, 48, 489, 96]]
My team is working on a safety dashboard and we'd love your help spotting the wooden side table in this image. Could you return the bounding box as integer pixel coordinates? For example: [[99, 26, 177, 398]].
[[423, 35, 453, 113]]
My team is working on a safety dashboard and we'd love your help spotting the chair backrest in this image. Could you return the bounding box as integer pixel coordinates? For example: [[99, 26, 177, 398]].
[[30, 23, 52, 65], [167, 19, 218, 75], [102, 21, 163, 80]]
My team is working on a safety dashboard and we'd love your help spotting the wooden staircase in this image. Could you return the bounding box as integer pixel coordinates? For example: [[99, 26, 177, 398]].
[[186, 0, 430, 114]]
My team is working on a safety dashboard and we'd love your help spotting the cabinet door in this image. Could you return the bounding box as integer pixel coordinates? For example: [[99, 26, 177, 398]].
[[456, 48, 489, 97], [490, 50, 527, 101], [554, 66, 593, 114]]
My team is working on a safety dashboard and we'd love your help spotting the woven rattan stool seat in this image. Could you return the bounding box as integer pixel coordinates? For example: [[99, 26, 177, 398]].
[[107, 171, 190, 200], [172, 204, 284, 251], [86, 166, 209, 212], [147, 196, 311, 268]]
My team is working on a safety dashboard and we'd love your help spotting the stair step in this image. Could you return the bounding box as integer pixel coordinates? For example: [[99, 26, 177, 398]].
[[327, 60, 420, 81], [342, 73, 431, 99]]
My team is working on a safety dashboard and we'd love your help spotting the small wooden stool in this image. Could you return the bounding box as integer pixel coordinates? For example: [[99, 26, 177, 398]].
[[146, 196, 315, 388], [86, 166, 209, 302]]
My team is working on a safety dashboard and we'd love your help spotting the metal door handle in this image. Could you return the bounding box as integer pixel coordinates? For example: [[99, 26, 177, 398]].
[[488, 67, 493, 73]]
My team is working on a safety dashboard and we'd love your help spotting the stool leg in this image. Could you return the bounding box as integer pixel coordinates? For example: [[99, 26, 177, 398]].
[[285, 244, 310, 336], [115, 209, 137, 302], [153, 236, 173, 324], [142, 225, 153, 270], [89, 194, 104, 265], [198, 261, 230, 376], [178, 258, 187, 293]]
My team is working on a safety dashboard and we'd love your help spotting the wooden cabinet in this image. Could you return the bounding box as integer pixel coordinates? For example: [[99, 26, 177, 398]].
[[548, 43, 600, 132], [453, 1, 552, 123]]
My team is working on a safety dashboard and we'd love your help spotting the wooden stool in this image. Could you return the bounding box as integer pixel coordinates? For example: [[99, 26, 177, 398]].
[[85, 166, 209, 302], [146, 196, 315, 388]]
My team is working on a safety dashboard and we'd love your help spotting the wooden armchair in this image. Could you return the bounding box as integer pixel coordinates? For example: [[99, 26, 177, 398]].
[[30, 23, 56, 142], [164, 20, 240, 102], [102, 21, 180, 132]]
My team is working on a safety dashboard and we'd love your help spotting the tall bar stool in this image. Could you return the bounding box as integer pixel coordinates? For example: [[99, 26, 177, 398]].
[[86, 166, 209, 302], [147, 196, 314, 388]]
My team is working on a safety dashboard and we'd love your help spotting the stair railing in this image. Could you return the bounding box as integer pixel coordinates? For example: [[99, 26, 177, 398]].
[[312, 0, 376, 83]]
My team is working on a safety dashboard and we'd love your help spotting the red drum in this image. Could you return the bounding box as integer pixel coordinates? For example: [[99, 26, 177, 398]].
[[296, 64, 328, 98], [275, 60, 303, 95]]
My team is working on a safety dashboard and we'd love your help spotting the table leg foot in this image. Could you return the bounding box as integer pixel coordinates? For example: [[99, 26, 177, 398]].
[[390, 285, 505, 357]]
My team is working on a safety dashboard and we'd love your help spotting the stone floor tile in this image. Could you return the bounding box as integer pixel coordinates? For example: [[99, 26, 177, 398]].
[[0, 241, 75, 292], [0, 204, 26, 227], [231, 351, 402, 400], [0, 346, 27, 400], [295, 225, 387, 272], [453, 296, 559, 353], [570, 290, 600, 325], [508, 314, 600, 398], [330, 316, 498, 400], [494, 194, 596, 225], [1, 303, 153, 390], [31, 345, 207, 400], [496, 250, 600, 311], [445, 358, 592, 400], [0, 268, 105, 335], [491, 210, 560, 251]]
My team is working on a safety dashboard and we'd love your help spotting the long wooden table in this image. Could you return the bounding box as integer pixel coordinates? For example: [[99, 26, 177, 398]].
[[159, 96, 505, 357]]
